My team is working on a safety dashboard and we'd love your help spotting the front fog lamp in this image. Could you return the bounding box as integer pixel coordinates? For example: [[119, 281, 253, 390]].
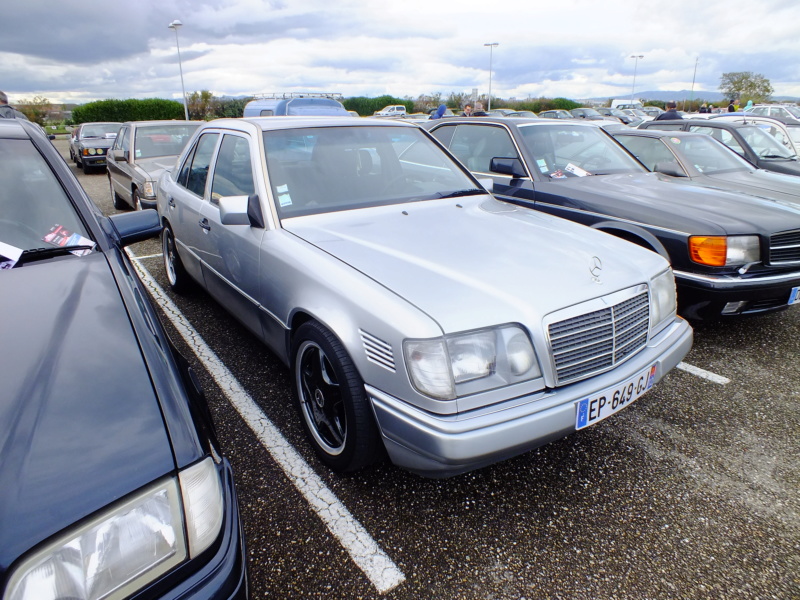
[[650, 268, 677, 331], [5, 458, 224, 600]]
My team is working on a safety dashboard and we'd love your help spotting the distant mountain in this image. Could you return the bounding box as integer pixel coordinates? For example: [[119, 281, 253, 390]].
[[589, 90, 799, 104]]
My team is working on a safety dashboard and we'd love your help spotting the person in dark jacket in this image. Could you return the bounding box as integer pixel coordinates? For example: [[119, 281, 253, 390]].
[[0, 91, 29, 120], [655, 100, 683, 120]]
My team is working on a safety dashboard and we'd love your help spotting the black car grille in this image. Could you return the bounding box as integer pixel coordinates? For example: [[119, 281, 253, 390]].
[[549, 291, 650, 385], [769, 229, 800, 264]]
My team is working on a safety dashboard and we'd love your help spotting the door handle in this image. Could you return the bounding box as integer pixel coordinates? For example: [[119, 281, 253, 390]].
[[168, 197, 176, 208], [199, 217, 211, 231]]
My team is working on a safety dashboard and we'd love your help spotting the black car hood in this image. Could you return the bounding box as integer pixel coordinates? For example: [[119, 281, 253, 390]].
[[701, 169, 800, 205], [0, 253, 175, 571], [540, 172, 800, 234]]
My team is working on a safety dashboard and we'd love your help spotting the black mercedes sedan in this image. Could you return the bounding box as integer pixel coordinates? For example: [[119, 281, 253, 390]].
[[425, 117, 800, 319], [638, 118, 800, 177], [0, 119, 247, 599]]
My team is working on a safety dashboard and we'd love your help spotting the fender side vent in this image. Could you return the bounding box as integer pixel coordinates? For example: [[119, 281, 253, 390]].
[[360, 330, 396, 372]]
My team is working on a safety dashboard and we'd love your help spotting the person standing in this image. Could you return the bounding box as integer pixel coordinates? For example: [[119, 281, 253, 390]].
[[461, 104, 473, 117], [472, 101, 488, 116], [655, 100, 683, 120], [0, 91, 29, 120]]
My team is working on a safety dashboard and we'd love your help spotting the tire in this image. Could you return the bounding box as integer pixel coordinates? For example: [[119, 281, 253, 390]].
[[291, 321, 382, 473], [162, 222, 190, 293], [110, 178, 127, 210], [132, 188, 142, 211]]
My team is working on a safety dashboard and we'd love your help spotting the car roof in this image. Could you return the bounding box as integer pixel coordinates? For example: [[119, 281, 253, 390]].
[[614, 129, 707, 139], [206, 116, 419, 132], [0, 117, 45, 140], [123, 120, 201, 127]]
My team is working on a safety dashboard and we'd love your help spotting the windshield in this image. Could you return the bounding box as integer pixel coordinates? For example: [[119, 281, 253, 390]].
[[787, 126, 800, 147], [517, 123, 645, 177], [263, 126, 478, 218], [670, 135, 754, 174], [79, 123, 120, 139], [134, 124, 200, 159], [738, 125, 796, 159], [783, 106, 800, 119], [0, 139, 93, 266]]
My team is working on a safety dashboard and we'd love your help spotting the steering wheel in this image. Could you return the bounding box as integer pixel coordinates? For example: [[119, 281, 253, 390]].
[[579, 155, 606, 172]]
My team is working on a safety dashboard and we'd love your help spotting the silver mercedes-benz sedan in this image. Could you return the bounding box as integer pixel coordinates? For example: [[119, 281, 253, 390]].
[[157, 117, 693, 477]]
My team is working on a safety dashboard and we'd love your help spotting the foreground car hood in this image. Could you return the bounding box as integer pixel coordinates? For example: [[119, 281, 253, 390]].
[[546, 172, 800, 234], [702, 169, 800, 205], [0, 253, 175, 569], [285, 196, 667, 333], [135, 155, 180, 178]]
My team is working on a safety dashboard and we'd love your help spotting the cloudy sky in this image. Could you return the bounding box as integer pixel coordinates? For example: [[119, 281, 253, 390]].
[[1, 0, 798, 106]]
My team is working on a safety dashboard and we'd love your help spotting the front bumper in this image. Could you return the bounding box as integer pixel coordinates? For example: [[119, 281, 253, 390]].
[[81, 152, 108, 167], [675, 268, 800, 318], [369, 317, 693, 478]]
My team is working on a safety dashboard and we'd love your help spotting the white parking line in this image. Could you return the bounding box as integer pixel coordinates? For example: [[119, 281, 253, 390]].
[[128, 251, 406, 595], [676, 362, 730, 385], [132, 253, 164, 261]]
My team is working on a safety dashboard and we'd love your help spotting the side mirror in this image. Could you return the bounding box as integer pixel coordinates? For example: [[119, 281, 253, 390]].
[[490, 157, 527, 178], [111, 149, 128, 162], [654, 162, 688, 177], [219, 194, 265, 228], [108, 209, 162, 247]]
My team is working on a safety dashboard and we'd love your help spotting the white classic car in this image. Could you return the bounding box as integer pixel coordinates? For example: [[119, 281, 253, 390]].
[[157, 117, 693, 477]]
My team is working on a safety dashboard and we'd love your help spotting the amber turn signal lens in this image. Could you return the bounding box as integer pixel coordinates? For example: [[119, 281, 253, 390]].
[[689, 236, 727, 266]]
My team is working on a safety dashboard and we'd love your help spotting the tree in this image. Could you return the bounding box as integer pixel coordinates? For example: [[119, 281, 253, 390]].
[[718, 72, 773, 104], [16, 96, 51, 126], [187, 90, 217, 120]]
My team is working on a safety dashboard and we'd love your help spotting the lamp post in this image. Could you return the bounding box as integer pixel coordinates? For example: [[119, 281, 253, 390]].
[[630, 54, 644, 104], [484, 42, 498, 111], [687, 56, 699, 111], [168, 19, 189, 120]]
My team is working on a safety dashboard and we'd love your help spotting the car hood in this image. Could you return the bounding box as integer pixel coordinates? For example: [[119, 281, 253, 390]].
[[134, 155, 180, 178], [542, 172, 800, 234], [0, 253, 175, 570], [699, 169, 800, 206], [284, 195, 668, 333], [78, 138, 115, 149]]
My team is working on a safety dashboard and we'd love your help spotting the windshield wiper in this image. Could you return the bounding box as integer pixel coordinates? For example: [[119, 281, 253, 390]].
[[16, 245, 95, 265], [761, 154, 796, 160], [437, 188, 485, 199]]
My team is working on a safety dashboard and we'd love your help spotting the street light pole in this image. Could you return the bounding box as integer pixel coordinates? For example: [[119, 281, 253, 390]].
[[688, 56, 699, 111], [168, 19, 189, 120], [630, 54, 644, 104], [484, 42, 498, 111]]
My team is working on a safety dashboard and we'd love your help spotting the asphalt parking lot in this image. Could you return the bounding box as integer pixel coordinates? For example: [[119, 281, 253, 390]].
[[59, 138, 799, 600]]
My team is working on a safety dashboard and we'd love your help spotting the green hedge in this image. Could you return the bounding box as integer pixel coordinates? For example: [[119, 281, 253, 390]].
[[343, 95, 413, 116], [71, 99, 185, 124]]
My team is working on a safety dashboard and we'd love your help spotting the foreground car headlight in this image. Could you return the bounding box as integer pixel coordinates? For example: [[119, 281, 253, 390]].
[[404, 325, 542, 400], [5, 458, 223, 600], [689, 235, 760, 267], [650, 268, 677, 334]]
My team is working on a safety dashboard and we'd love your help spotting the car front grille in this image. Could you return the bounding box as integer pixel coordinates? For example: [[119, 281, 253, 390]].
[[548, 290, 650, 385], [769, 229, 800, 264]]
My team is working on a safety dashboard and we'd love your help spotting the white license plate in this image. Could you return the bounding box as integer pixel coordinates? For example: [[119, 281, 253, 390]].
[[789, 286, 800, 305], [575, 364, 657, 430]]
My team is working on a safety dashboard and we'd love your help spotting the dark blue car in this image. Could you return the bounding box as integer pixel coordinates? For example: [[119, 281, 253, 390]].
[[0, 119, 247, 600]]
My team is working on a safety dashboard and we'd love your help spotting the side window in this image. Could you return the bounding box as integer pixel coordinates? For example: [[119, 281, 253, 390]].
[[118, 127, 130, 153], [429, 125, 456, 148], [690, 127, 745, 156], [448, 125, 518, 173], [616, 136, 674, 171], [210, 134, 256, 201], [181, 133, 219, 197]]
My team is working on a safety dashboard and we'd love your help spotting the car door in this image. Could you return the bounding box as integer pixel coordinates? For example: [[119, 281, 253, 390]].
[[164, 132, 220, 283], [197, 132, 265, 336], [108, 125, 130, 201]]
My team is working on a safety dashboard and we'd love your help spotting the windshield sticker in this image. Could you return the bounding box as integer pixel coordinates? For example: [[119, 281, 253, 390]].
[[43, 225, 95, 256], [549, 169, 567, 179], [565, 163, 591, 177], [276, 184, 293, 207], [670, 137, 682, 145], [0, 241, 23, 269], [536, 158, 548, 173]]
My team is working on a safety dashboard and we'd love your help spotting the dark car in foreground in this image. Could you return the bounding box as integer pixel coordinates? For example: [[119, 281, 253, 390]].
[[425, 117, 800, 319], [0, 119, 247, 600], [107, 120, 201, 210], [639, 118, 800, 177], [613, 128, 800, 205], [157, 116, 691, 477], [68, 121, 121, 173]]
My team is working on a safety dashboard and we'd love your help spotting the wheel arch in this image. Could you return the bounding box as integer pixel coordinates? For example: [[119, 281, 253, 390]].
[[591, 221, 671, 263]]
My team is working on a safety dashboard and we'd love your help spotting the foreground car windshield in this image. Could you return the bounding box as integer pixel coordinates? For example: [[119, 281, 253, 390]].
[[517, 123, 643, 177], [0, 138, 92, 257], [263, 126, 477, 218], [135, 124, 201, 159]]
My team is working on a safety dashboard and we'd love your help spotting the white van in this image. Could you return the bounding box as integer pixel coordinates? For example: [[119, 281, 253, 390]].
[[374, 105, 407, 117], [611, 98, 644, 110]]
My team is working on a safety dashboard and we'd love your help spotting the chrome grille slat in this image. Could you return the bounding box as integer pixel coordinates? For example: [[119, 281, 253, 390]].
[[769, 229, 800, 264], [549, 290, 650, 385]]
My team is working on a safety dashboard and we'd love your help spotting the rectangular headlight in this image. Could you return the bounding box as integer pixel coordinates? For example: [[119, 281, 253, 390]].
[[143, 181, 155, 197], [404, 325, 541, 399], [650, 268, 677, 333]]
